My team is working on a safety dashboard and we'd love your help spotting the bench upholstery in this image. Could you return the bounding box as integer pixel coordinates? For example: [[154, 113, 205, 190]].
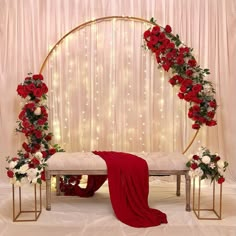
[[45, 152, 191, 211]]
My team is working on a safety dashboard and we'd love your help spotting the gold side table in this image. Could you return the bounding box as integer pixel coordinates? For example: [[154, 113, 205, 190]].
[[192, 177, 222, 220]]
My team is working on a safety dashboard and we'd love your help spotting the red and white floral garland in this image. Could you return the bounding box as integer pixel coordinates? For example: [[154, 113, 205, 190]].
[[143, 20, 217, 129], [6, 73, 62, 185]]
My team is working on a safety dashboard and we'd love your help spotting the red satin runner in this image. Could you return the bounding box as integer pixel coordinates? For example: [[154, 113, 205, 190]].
[[60, 151, 168, 227]]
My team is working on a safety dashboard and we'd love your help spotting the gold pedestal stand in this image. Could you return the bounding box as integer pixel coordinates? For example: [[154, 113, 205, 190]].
[[12, 184, 42, 222], [193, 177, 222, 220]]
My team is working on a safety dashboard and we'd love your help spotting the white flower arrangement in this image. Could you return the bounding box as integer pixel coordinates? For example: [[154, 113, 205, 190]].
[[186, 147, 228, 184]]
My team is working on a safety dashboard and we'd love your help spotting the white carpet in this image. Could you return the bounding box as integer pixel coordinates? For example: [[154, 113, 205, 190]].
[[0, 179, 235, 236]]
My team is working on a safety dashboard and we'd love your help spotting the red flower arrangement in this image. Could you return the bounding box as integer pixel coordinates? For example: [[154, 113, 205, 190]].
[[6, 73, 63, 185], [143, 18, 217, 129]]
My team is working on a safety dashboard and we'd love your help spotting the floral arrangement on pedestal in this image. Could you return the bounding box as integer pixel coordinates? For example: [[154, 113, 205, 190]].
[[186, 148, 228, 184], [143, 18, 217, 130], [6, 73, 63, 186]]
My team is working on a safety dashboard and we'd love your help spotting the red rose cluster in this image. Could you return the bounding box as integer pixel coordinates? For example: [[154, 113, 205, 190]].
[[143, 23, 217, 129], [17, 74, 48, 99], [6, 74, 59, 184]]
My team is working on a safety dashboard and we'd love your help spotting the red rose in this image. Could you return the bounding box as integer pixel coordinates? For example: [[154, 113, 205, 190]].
[[209, 101, 217, 108], [165, 25, 172, 33], [147, 41, 154, 50], [192, 84, 203, 93], [192, 123, 200, 129], [169, 77, 176, 85], [218, 177, 225, 184], [37, 119, 47, 125], [176, 75, 184, 83], [159, 32, 166, 41], [177, 56, 185, 65], [32, 74, 44, 80], [215, 156, 221, 161], [7, 170, 14, 178], [22, 142, 30, 152], [193, 155, 200, 160], [143, 30, 151, 40], [206, 120, 217, 126], [186, 69, 193, 77], [188, 111, 193, 118], [22, 120, 31, 128], [45, 134, 52, 141], [34, 143, 41, 150], [178, 93, 184, 99], [150, 35, 159, 45], [192, 105, 200, 112], [33, 88, 43, 97], [24, 153, 29, 158], [179, 47, 190, 54], [167, 42, 175, 49], [18, 110, 26, 120], [17, 85, 28, 98], [181, 79, 193, 87], [152, 25, 160, 34], [42, 151, 48, 158], [191, 97, 202, 104], [41, 83, 48, 94], [41, 171, 46, 181], [34, 130, 42, 139], [191, 163, 198, 170], [25, 102, 35, 110], [31, 157, 40, 166], [180, 85, 187, 93], [207, 111, 215, 119], [12, 157, 19, 161], [49, 148, 56, 155], [188, 59, 197, 67], [162, 62, 171, 71], [27, 83, 36, 91]]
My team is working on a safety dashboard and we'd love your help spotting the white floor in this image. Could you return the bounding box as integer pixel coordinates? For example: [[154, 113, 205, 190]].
[[0, 179, 236, 236]]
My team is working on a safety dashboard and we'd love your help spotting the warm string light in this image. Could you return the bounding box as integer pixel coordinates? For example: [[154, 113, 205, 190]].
[[44, 19, 194, 153]]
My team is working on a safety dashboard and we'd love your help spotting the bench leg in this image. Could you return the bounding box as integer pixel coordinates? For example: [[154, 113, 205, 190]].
[[176, 175, 181, 196], [56, 175, 61, 196], [185, 173, 191, 211], [46, 171, 51, 211]]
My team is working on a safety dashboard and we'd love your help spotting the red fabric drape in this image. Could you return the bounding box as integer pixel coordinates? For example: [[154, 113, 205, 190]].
[[60, 151, 168, 227], [93, 151, 167, 227]]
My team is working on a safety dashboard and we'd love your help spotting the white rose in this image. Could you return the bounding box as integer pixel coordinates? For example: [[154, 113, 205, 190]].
[[188, 170, 195, 178], [194, 167, 204, 177], [9, 161, 18, 169], [34, 107, 41, 115], [32, 177, 39, 184], [20, 177, 29, 185], [35, 151, 43, 159], [18, 164, 29, 174], [202, 155, 211, 164], [217, 160, 225, 169], [27, 168, 38, 180]]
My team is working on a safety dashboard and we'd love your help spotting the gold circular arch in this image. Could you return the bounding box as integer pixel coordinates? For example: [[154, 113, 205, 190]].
[[39, 15, 199, 154]]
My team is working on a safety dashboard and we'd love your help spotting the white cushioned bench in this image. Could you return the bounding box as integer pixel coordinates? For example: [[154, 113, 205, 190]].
[[45, 152, 191, 211]]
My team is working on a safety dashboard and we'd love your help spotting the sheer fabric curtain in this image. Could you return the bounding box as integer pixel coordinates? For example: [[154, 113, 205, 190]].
[[0, 0, 235, 182]]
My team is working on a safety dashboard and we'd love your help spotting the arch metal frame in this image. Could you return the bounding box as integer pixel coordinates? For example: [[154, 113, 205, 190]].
[[39, 15, 199, 154]]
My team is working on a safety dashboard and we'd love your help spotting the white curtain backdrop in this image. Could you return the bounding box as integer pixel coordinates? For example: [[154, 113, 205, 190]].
[[0, 0, 236, 182]]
